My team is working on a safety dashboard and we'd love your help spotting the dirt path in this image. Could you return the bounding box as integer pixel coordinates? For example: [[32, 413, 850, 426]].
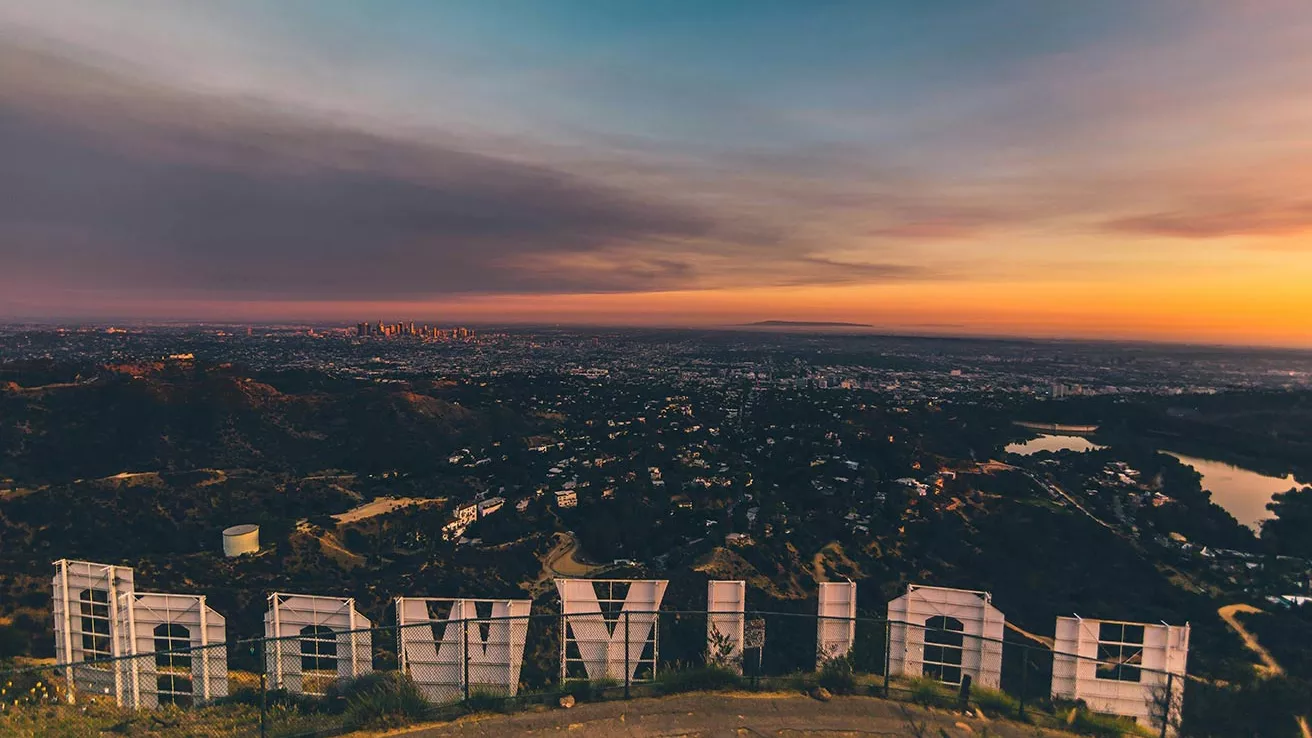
[[7, 378, 98, 393], [1006, 622, 1055, 648], [369, 691, 1079, 738], [1217, 605, 1310, 738], [810, 551, 829, 583], [525, 532, 607, 595], [296, 520, 365, 567], [543, 532, 603, 577], [1218, 604, 1283, 676], [333, 496, 443, 525], [94, 468, 226, 485]]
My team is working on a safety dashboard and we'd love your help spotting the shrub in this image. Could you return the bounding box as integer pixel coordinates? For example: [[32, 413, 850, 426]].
[[327, 672, 429, 730], [904, 676, 953, 708], [816, 654, 857, 695], [464, 690, 511, 714], [1070, 708, 1154, 737], [654, 665, 741, 695], [970, 685, 1019, 714], [0, 624, 26, 659], [706, 626, 743, 672], [0, 701, 268, 738], [214, 686, 323, 713], [561, 677, 619, 703]]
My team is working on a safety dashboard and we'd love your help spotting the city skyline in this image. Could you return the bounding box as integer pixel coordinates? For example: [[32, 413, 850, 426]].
[[3, 1, 1312, 347]]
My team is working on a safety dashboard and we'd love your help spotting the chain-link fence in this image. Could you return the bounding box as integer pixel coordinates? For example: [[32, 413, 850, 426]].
[[1, 610, 1183, 737]]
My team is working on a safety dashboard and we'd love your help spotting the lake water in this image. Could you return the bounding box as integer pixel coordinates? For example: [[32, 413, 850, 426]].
[[1004, 434, 1106, 455], [1162, 452, 1300, 531]]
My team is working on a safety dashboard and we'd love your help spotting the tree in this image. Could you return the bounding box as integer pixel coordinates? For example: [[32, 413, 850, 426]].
[[1261, 487, 1312, 558]]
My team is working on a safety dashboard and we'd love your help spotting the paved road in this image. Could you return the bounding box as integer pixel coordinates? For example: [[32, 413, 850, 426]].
[[376, 691, 1077, 738]]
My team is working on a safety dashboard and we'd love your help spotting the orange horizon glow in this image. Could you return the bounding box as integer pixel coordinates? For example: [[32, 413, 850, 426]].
[[45, 273, 1311, 349]]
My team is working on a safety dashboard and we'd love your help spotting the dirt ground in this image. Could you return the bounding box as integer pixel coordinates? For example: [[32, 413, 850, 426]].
[[366, 691, 1079, 738]]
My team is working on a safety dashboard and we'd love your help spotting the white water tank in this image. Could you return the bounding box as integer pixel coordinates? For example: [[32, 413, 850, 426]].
[[222, 524, 260, 557]]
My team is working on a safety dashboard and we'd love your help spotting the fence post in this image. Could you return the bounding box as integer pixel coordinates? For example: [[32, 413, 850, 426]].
[[257, 640, 268, 738], [1160, 672, 1174, 738], [1018, 647, 1028, 719], [883, 619, 891, 698], [749, 611, 759, 689], [462, 615, 471, 704], [624, 611, 631, 699]]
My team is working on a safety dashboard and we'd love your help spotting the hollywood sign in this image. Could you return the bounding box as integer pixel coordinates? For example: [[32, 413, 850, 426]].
[[50, 560, 1187, 734]]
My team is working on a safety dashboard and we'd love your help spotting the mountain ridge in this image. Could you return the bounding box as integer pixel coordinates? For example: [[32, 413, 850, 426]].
[[741, 320, 873, 328]]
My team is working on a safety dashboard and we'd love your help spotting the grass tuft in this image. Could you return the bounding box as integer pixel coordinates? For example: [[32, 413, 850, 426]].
[[971, 685, 1019, 714], [561, 677, 620, 703], [653, 665, 741, 695], [904, 676, 954, 708], [326, 671, 429, 730]]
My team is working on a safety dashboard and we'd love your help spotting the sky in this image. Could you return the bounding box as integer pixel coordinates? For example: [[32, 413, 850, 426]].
[[2, 0, 1312, 346]]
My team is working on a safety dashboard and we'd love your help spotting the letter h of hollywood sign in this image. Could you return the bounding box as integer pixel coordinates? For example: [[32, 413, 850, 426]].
[[51, 560, 1189, 734]]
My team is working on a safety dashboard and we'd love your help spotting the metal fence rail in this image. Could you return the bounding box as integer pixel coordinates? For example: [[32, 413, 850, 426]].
[[0, 611, 1183, 737]]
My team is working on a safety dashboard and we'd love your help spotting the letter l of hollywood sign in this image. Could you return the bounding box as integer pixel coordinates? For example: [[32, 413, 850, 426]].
[[817, 581, 857, 668], [707, 580, 746, 674], [556, 579, 667, 682]]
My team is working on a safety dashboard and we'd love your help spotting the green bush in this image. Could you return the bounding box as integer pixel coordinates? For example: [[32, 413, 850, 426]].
[[904, 676, 953, 708], [562, 677, 619, 703], [0, 701, 267, 738], [326, 671, 429, 730], [817, 655, 857, 695], [464, 690, 511, 714], [654, 665, 741, 695], [214, 686, 326, 713], [1070, 707, 1154, 737], [971, 685, 1019, 714], [0, 624, 27, 659]]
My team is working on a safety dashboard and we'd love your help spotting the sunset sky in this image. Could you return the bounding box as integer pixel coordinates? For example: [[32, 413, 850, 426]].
[[3, 1, 1312, 346]]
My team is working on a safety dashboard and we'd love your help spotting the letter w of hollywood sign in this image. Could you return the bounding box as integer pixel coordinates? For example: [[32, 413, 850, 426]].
[[556, 579, 668, 681], [396, 598, 531, 698]]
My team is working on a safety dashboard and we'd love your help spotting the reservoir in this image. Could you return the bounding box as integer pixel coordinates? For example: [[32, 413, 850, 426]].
[[1162, 452, 1299, 531], [1005, 434, 1106, 455]]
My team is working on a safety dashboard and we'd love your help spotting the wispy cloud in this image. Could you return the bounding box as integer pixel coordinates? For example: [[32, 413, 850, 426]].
[[1103, 201, 1312, 240], [0, 42, 943, 301]]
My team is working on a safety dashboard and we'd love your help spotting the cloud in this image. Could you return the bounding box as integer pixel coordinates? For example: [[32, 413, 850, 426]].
[[9, 0, 1312, 321], [0, 44, 740, 299], [0, 40, 956, 307], [1103, 202, 1312, 239]]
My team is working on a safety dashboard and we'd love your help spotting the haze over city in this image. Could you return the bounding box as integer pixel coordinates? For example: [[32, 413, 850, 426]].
[[3, 0, 1312, 346]]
